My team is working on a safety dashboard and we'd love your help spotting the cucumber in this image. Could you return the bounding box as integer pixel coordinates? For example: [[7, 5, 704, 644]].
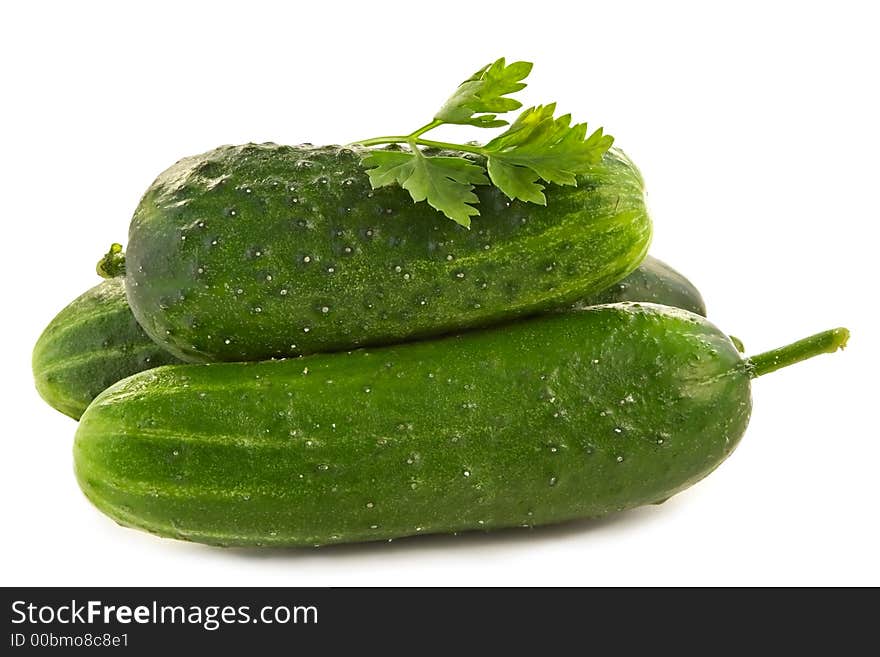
[[577, 255, 705, 316], [73, 303, 847, 547], [32, 254, 702, 420], [125, 144, 651, 362], [33, 278, 182, 420]]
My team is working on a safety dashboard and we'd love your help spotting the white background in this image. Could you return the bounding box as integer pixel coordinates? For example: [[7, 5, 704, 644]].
[[2, 1, 877, 586]]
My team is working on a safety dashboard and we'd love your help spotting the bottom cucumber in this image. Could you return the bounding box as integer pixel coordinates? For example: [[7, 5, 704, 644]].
[[73, 303, 847, 547]]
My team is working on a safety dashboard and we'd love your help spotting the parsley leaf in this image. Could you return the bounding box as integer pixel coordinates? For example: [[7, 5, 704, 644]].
[[484, 104, 614, 198], [353, 58, 614, 227], [434, 58, 532, 128], [486, 158, 548, 205], [363, 149, 489, 228]]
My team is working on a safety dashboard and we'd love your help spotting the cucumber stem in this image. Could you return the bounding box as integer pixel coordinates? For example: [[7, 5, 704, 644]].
[[96, 243, 126, 279], [746, 328, 850, 378]]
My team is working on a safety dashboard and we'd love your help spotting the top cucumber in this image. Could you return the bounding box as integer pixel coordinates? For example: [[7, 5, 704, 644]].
[[126, 144, 651, 362]]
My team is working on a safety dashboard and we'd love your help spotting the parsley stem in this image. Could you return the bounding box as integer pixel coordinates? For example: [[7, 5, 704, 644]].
[[351, 136, 413, 147], [410, 120, 444, 138], [350, 120, 441, 148], [351, 120, 486, 155], [412, 138, 486, 155], [351, 135, 487, 156]]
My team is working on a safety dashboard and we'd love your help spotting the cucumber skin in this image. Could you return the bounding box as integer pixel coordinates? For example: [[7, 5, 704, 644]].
[[74, 303, 751, 547], [579, 256, 706, 316], [32, 255, 702, 421], [126, 144, 651, 362], [33, 278, 182, 420]]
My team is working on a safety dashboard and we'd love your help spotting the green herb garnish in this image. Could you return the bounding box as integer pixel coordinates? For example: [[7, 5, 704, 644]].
[[353, 58, 613, 227]]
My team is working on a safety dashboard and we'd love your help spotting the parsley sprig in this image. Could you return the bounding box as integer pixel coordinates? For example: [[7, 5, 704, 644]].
[[353, 58, 613, 227]]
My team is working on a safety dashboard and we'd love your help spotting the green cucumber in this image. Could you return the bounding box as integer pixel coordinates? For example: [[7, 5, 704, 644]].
[[33, 278, 182, 420], [126, 144, 651, 362], [32, 254, 702, 421], [73, 303, 847, 547], [577, 255, 705, 316]]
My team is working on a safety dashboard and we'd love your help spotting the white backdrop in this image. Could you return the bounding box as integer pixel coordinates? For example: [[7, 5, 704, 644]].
[[1, 0, 877, 586]]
